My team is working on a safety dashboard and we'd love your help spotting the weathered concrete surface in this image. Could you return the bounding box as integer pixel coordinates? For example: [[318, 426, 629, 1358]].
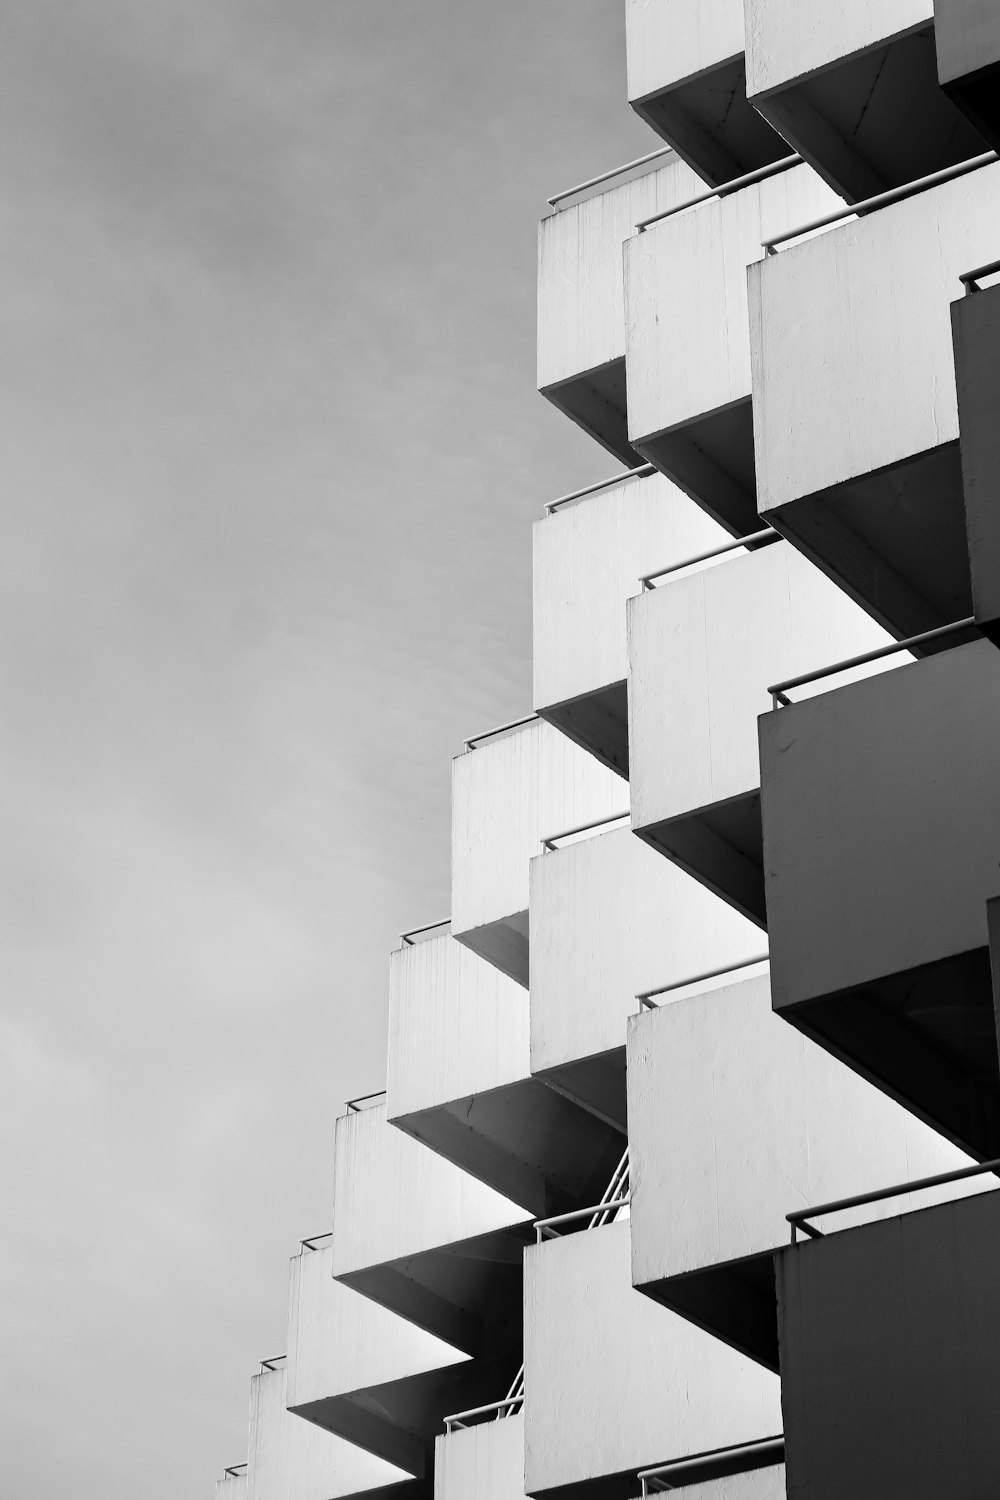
[[533, 471, 726, 778], [760, 639, 1000, 1159], [777, 1189, 1000, 1499], [217, 1471, 249, 1500], [434, 1415, 524, 1500], [529, 826, 760, 1129], [673, 1472, 785, 1500], [952, 280, 1000, 643], [625, 0, 785, 182], [523, 1222, 781, 1496], [745, 0, 984, 200], [332, 1103, 533, 1354], [624, 166, 839, 536], [750, 160, 1000, 641], [628, 542, 895, 923], [452, 718, 623, 985], [386, 932, 628, 1217], [936, 0, 1000, 148], [627, 976, 985, 1367]]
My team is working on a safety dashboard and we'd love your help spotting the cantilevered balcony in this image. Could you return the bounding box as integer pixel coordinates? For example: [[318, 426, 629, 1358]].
[[386, 931, 626, 1217], [750, 159, 1000, 641], [936, 0, 1000, 149], [759, 639, 1000, 1160], [287, 1244, 515, 1483], [744, 0, 987, 201], [331, 1102, 533, 1357], [776, 1187, 1000, 1499], [434, 1414, 524, 1500], [524, 1220, 781, 1498], [625, 0, 786, 184], [627, 542, 895, 923], [533, 470, 726, 777], [952, 277, 1000, 644], [624, 162, 839, 535], [529, 826, 760, 1130], [627, 974, 983, 1368], [451, 717, 623, 985], [537, 154, 700, 465], [246, 1365, 415, 1500]]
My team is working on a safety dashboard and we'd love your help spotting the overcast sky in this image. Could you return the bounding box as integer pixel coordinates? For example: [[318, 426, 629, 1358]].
[[0, 4, 655, 1496]]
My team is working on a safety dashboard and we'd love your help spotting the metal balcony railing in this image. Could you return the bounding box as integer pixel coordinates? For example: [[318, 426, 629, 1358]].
[[637, 953, 770, 1011], [399, 919, 450, 947], [540, 809, 631, 853], [961, 257, 1000, 293], [639, 528, 778, 591], [787, 1155, 1000, 1244], [639, 1436, 785, 1494], [545, 463, 655, 516], [768, 616, 976, 709], [635, 153, 801, 233], [299, 1231, 332, 1252], [223, 1464, 247, 1479], [463, 714, 538, 752], [259, 1355, 286, 1373], [345, 1090, 386, 1114], [547, 146, 675, 210], [534, 1146, 631, 1241]]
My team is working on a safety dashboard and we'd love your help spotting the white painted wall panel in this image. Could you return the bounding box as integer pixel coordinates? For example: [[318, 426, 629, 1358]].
[[626, 0, 746, 102], [744, 0, 931, 100], [679, 1470, 786, 1500], [217, 1473, 249, 1500], [434, 1415, 524, 1500]]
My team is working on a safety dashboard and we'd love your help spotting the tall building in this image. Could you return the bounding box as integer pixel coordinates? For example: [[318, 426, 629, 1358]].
[[215, 4, 1000, 1498]]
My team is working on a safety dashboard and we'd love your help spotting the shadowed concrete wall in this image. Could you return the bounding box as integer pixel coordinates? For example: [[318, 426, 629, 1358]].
[[529, 826, 760, 1128], [952, 280, 1000, 642], [627, 543, 895, 922], [627, 976, 984, 1366], [434, 1415, 524, 1500], [777, 1189, 1000, 1498], [452, 719, 623, 985], [523, 1222, 781, 1496], [936, 0, 1000, 147]]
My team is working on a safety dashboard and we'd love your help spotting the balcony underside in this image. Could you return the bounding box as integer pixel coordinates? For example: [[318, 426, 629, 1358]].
[[538, 682, 629, 780], [536, 1044, 628, 1136], [942, 59, 1000, 152], [638, 1252, 779, 1373], [541, 359, 640, 469], [636, 791, 765, 928], [636, 398, 758, 538], [453, 911, 528, 988], [631, 56, 786, 187]]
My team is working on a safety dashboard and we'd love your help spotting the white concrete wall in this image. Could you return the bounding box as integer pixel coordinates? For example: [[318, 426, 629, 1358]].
[[332, 1102, 528, 1279], [627, 543, 896, 830], [523, 1222, 781, 1493], [744, 0, 931, 100], [626, 0, 746, 102], [537, 157, 701, 392], [679, 1471, 786, 1500], [533, 472, 726, 715], [451, 718, 624, 959], [627, 976, 985, 1291], [386, 934, 529, 1122], [217, 1473, 248, 1500], [247, 1368, 408, 1500], [750, 161, 1000, 518], [529, 827, 760, 1078], [434, 1415, 524, 1500], [624, 165, 839, 446]]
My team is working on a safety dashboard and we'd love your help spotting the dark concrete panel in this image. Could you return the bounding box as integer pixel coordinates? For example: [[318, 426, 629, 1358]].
[[638, 396, 759, 539], [936, 0, 1000, 149], [952, 281, 1000, 643]]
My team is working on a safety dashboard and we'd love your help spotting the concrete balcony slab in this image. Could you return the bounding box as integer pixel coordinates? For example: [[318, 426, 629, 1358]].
[[533, 472, 726, 778], [624, 164, 839, 536], [744, 1, 986, 201], [669, 1474, 785, 1500], [217, 1472, 248, 1500], [452, 718, 623, 986], [952, 279, 1000, 644], [759, 639, 1000, 1159], [750, 159, 1000, 641], [936, 0, 1000, 149], [434, 1414, 524, 1500], [627, 542, 896, 924]]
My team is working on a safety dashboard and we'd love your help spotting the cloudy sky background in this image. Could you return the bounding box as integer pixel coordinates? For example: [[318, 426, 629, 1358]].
[[0, 4, 655, 1495]]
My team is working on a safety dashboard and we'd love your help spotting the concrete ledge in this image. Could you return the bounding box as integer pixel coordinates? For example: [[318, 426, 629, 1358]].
[[434, 1414, 524, 1500]]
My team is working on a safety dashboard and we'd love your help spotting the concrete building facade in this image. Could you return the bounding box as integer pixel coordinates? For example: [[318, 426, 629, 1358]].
[[216, 4, 1000, 1498]]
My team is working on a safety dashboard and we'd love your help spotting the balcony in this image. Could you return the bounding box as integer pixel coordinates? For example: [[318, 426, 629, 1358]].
[[776, 1187, 1000, 1498], [331, 1102, 533, 1357], [936, 0, 1000, 149], [627, 542, 896, 923], [624, 162, 839, 536], [625, 0, 786, 184], [524, 1221, 781, 1497], [759, 639, 1000, 1160], [952, 277, 1000, 644], [217, 1471, 247, 1500], [744, 0, 987, 201], [750, 160, 1000, 641], [287, 1244, 515, 1481], [451, 718, 623, 985], [626, 973, 983, 1368], [529, 824, 760, 1134], [386, 931, 626, 1217], [537, 154, 701, 465], [434, 1414, 523, 1500], [533, 470, 726, 777]]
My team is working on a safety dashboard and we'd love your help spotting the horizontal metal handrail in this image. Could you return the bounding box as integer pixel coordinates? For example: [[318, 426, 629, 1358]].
[[636, 153, 801, 233], [399, 919, 450, 946], [443, 1397, 524, 1432], [260, 1355, 286, 1372], [346, 1089, 386, 1113], [535, 1196, 631, 1241], [788, 1155, 1000, 1244], [300, 1231, 332, 1252], [961, 257, 1000, 293], [639, 1436, 784, 1494], [545, 464, 655, 516], [637, 953, 770, 1010], [224, 1465, 248, 1478], [763, 149, 997, 255], [768, 615, 976, 708], [640, 528, 779, 590], [540, 809, 630, 852], [548, 146, 675, 208], [464, 713, 538, 752]]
